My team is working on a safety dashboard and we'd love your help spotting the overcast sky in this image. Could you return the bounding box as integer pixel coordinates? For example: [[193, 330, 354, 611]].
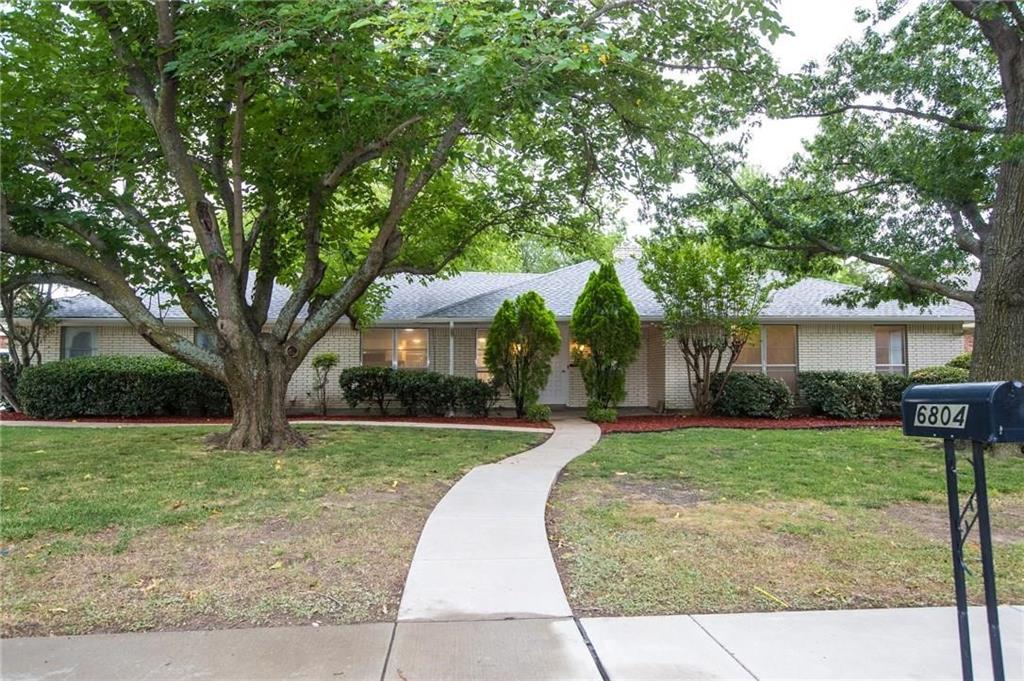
[[623, 0, 869, 237]]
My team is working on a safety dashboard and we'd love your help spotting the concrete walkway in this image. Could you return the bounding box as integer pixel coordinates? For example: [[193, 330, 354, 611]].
[[5, 606, 1021, 680], [397, 417, 601, 621]]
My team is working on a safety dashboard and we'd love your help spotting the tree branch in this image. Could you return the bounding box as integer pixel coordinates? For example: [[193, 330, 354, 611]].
[[784, 103, 1003, 134], [1, 200, 224, 378], [945, 203, 983, 257], [230, 76, 247, 272]]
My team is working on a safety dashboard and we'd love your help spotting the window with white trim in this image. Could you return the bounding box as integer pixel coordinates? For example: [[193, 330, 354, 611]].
[[361, 328, 429, 369], [475, 329, 490, 381], [61, 327, 98, 359], [875, 325, 907, 374], [733, 325, 798, 391]]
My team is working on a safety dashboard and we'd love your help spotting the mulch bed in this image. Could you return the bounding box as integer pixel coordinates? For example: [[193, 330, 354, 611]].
[[601, 414, 901, 434], [0, 411, 552, 429]]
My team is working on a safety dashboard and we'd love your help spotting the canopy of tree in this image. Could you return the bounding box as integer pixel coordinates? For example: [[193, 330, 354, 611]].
[[684, 0, 1023, 382], [0, 0, 784, 448]]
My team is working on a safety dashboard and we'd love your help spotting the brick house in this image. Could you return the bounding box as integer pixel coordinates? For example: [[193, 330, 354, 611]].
[[32, 257, 973, 412]]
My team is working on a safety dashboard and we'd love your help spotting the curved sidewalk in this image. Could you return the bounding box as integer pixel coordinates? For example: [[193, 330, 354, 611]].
[[397, 417, 601, 622]]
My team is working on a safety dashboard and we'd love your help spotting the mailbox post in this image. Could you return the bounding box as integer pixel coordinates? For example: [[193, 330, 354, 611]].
[[901, 380, 1024, 681]]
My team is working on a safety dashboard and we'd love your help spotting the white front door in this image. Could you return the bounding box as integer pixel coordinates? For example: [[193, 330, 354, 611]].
[[539, 331, 569, 405]]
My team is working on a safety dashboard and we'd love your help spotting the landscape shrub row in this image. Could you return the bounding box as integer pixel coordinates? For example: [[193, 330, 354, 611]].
[[16, 356, 231, 419], [338, 367, 500, 417], [712, 362, 971, 421], [799, 366, 969, 419]]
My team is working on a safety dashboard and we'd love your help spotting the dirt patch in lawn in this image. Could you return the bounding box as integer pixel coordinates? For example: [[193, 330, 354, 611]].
[[609, 476, 707, 507], [884, 496, 1024, 545], [1, 482, 445, 637], [547, 479, 1024, 618]]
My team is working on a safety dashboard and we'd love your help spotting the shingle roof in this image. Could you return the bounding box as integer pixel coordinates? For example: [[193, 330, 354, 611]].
[[49, 257, 974, 324]]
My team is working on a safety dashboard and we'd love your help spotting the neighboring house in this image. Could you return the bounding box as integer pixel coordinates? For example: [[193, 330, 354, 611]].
[[26, 257, 973, 412]]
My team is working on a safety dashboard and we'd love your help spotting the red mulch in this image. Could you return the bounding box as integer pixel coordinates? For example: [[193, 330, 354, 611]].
[[0, 411, 552, 429], [601, 414, 901, 434]]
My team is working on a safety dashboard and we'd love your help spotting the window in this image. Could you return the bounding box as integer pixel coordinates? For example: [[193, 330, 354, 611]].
[[194, 329, 217, 352], [361, 328, 393, 367], [361, 328, 429, 369], [875, 325, 907, 374], [396, 328, 428, 369], [475, 329, 490, 380], [734, 325, 798, 391], [61, 327, 97, 359]]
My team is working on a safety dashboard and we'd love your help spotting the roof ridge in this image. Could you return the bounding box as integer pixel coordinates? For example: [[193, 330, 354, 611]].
[[418, 259, 597, 318]]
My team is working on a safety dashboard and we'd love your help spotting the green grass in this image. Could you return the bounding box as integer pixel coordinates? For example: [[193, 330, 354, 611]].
[[1, 424, 541, 541], [1, 424, 543, 636], [564, 428, 1024, 508], [549, 427, 1024, 617]]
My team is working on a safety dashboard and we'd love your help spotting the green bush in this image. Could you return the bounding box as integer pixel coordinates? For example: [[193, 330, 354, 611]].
[[338, 367, 499, 417], [799, 371, 883, 420], [524, 402, 551, 422], [453, 376, 500, 417], [710, 372, 793, 419], [946, 352, 972, 370], [878, 373, 913, 417], [571, 262, 641, 408], [16, 355, 230, 419], [910, 365, 970, 385], [338, 366, 394, 415], [392, 371, 460, 416], [585, 402, 617, 423]]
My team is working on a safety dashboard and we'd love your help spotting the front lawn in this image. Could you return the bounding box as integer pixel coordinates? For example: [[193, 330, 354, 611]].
[[548, 428, 1024, 617], [0, 424, 543, 636]]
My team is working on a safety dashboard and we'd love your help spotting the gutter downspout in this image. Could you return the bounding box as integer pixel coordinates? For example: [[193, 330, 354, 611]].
[[448, 321, 454, 376]]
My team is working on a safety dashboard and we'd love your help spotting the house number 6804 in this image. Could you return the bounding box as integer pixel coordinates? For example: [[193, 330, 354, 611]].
[[914, 403, 968, 429]]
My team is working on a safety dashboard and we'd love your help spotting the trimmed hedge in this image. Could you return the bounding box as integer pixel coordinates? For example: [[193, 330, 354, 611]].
[[586, 402, 618, 423], [909, 365, 970, 384], [710, 372, 793, 419], [16, 356, 230, 419], [525, 402, 551, 423], [878, 373, 913, 417], [338, 367, 499, 417], [946, 352, 972, 370], [799, 371, 883, 419]]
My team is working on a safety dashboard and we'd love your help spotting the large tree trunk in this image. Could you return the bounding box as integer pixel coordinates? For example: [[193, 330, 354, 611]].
[[971, 77, 1024, 383], [214, 346, 306, 451]]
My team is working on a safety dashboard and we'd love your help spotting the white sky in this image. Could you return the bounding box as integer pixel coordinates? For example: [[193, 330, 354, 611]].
[[623, 0, 868, 237]]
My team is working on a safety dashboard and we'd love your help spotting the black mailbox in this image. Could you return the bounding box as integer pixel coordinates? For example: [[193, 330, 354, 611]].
[[901, 381, 1024, 443], [900, 380, 1023, 681]]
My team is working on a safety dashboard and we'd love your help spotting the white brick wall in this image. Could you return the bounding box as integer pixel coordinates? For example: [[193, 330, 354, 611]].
[[662, 321, 967, 412], [285, 326, 360, 409], [797, 323, 876, 372], [27, 319, 968, 414], [907, 323, 964, 371], [646, 324, 666, 410], [664, 335, 696, 411]]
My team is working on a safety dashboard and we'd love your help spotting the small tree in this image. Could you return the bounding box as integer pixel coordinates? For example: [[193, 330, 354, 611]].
[[570, 262, 641, 410], [484, 292, 561, 418], [639, 234, 774, 415], [309, 352, 340, 416], [0, 276, 57, 411]]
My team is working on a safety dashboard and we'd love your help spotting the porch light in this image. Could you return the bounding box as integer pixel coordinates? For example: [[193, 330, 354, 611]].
[[570, 340, 591, 358]]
